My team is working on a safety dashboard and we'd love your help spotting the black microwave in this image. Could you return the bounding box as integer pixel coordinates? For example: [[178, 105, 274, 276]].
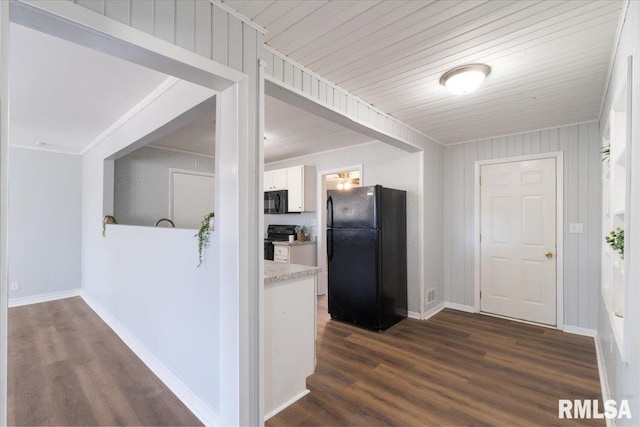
[[264, 190, 289, 214]]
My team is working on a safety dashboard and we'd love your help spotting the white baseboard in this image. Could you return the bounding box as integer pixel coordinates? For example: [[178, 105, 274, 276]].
[[80, 291, 219, 427], [8, 288, 80, 308], [444, 302, 476, 313], [563, 325, 598, 337], [422, 302, 445, 320], [408, 303, 445, 321], [264, 389, 310, 421], [594, 335, 615, 427]]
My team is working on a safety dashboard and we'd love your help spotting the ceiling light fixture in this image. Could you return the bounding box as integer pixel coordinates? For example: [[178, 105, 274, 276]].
[[440, 64, 491, 95]]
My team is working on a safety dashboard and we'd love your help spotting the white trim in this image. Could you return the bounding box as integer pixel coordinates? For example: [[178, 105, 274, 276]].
[[407, 311, 421, 320], [208, 0, 267, 35], [474, 151, 564, 329], [265, 77, 425, 153], [264, 46, 438, 146], [598, 0, 630, 123], [8, 289, 80, 308], [81, 292, 219, 427], [265, 141, 377, 167], [264, 389, 309, 421], [422, 302, 446, 320], [446, 120, 599, 147], [594, 336, 615, 427], [563, 325, 598, 337], [9, 144, 81, 156], [147, 144, 215, 159], [444, 302, 476, 313], [81, 77, 179, 156]]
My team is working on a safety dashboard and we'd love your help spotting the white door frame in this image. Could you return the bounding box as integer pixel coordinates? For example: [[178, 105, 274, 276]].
[[168, 168, 216, 221], [474, 151, 564, 329], [315, 165, 364, 296], [1, 1, 261, 425]]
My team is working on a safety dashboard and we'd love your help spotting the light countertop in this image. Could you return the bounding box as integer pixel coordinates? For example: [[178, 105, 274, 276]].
[[264, 260, 320, 285], [272, 240, 316, 246]]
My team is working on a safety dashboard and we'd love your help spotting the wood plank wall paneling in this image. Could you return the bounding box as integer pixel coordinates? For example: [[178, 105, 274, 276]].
[[424, 143, 445, 310], [443, 122, 601, 330], [71, 0, 263, 77], [262, 46, 437, 152]]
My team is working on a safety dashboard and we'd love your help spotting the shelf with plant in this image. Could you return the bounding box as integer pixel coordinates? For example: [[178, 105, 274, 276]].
[[605, 227, 624, 270]]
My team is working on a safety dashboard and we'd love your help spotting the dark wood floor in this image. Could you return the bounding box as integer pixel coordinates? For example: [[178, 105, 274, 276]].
[[267, 296, 602, 426], [8, 297, 202, 426]]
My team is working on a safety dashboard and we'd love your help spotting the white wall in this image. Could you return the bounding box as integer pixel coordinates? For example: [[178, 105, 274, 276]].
[[266, 141, 423, 313], [83, 224, 218, 412], [443, 122, 602, 330], [8, 148, 81, 301], [114, 146, 214, 226], [597, 1, 640, 423]]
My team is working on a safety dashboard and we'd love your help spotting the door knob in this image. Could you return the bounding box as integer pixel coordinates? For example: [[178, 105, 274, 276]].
[[545, 251, 553, 258]]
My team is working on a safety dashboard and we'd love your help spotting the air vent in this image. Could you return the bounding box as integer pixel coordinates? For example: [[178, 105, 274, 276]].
[[427, 289, 436, 304]]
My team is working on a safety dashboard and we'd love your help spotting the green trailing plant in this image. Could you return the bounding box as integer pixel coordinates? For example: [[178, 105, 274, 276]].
[[294, 225, 308, 235], [196, 212, 215, 267], [601, 145, 611, 164], [605, 227, 624, 259], [102, 215, 118, 237]]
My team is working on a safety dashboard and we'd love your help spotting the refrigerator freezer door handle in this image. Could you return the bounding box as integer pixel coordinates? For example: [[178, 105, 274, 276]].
[[327, 229, 334, 261], [327, 195, 334, 228]]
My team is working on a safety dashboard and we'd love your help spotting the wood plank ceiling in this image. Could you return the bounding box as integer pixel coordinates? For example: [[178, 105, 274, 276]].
[[222, 0, 623, 144]]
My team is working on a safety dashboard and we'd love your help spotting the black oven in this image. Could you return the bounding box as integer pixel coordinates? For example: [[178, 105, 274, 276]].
[[264, 190, 289, 214]]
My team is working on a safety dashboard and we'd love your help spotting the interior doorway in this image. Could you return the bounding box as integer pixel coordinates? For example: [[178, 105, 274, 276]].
[[478, 157, 559, 326], [170, 169, 215, 229], [316, 166, 362, 296]]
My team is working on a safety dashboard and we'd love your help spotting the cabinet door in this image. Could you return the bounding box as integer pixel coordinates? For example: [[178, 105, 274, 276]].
[[272, 168, 288, 190], [264, 171, 273, 191], [287, 166, 303, 212]]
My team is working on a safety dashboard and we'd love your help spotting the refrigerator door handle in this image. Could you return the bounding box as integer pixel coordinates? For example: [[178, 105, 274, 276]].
[[327, 229, 334, 261], [327, 195, 334, 228]]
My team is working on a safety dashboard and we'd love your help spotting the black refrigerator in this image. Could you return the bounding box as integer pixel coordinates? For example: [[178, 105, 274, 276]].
[[326, 185, 407, 331]]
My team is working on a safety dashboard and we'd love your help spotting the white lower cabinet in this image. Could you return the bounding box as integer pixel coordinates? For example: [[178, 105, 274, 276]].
[[273, 243, 316, 266]]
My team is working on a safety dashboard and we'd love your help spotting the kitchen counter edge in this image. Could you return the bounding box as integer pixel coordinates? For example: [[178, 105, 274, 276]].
[[264, 260, 320, 285]]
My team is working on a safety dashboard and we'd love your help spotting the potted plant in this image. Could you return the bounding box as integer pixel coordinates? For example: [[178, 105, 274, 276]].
[[605, 227, 624, 270], [295, 225, 308, 242], [102, 215, 118, 237], [601, 145, 611, 164], [196, 212, 215, 267]]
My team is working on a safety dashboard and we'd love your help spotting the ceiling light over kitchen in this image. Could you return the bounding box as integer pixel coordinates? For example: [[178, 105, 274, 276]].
[[440, 64, 491, 95]]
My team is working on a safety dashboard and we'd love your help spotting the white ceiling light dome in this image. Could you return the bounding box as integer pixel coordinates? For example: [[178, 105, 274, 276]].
[[440, 64, 491, 95]]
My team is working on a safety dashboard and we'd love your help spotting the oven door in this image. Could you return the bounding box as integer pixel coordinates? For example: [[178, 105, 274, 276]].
[[264, 190, 288, 214], [264, 240, 275, 260]]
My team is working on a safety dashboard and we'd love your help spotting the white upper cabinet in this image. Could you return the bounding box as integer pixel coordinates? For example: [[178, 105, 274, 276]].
[[286, 165, 316, 212], [264, 169, 288, 191]]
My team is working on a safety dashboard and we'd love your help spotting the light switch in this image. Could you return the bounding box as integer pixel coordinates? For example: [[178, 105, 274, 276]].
[[569, 223, 584, 234]]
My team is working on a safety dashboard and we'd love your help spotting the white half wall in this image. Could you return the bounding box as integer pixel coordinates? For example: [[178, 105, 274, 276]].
[[114, 146, 214, 227], [85, 224, 219, 419], [8, 148, 81, 301], [444, 122, 601, 330]]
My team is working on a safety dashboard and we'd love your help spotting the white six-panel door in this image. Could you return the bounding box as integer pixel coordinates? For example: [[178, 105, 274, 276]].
[[480, 158, 557, 325]]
